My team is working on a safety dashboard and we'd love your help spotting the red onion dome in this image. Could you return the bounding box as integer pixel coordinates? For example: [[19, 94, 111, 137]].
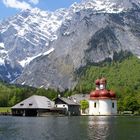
[[109, 90, 116, 98], [90, 90, 100, 98], [95, 79, 100, 85], [99, 89, 110, 97], [100, 78, 107, 84]]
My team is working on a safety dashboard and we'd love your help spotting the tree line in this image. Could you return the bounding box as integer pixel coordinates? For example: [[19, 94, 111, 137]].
[[0, 82, 58, 107]]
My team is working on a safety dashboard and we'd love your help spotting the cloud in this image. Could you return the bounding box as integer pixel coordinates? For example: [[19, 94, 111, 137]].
[[2, 0, 40, 10], [2, 0, 31, 10], [29, 0, 39, 5]]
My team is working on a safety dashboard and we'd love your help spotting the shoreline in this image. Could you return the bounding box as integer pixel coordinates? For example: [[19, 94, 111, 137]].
[[0, 113, 139, 117]]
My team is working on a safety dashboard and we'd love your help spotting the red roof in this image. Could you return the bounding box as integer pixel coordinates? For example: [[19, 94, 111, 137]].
[[90, 90, 99, 98], [95, 79, 100, 85], [99, 89, 110, 97], [90, 78, 117, 100], [100, 78, 107, 84]]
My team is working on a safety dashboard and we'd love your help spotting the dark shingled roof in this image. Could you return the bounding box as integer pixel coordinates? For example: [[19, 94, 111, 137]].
[[56, 97, 80, 105], [70, 94, 89, 103], [12, 95, 54, 109]]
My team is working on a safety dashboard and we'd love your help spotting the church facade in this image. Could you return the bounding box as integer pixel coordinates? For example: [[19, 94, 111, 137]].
[[89, 78, 117, 115]]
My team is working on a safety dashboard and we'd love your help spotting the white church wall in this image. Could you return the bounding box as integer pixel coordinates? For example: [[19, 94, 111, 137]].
[[89, 99, 117, 115], [89, 100, 99, 115], [111, 100, 117, 114], [99, 99, 112, 115]]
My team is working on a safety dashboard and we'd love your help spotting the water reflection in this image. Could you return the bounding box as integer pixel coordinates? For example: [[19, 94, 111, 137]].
[[88, 116, 114, 140], [0, 116, 139, 140]]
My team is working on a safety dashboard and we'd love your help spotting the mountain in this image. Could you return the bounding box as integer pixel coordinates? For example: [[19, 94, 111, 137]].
[[1, 0, 140, 91], [0, 8, 68, 81]]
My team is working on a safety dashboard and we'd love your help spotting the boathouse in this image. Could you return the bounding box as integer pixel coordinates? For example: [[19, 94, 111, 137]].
[[11, 95, 55, 116], [54, 97, 80, 116], [89, 78, 117, 115]]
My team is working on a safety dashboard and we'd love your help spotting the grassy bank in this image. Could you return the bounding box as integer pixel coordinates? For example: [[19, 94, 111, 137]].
[[0, 107, 11, 113]]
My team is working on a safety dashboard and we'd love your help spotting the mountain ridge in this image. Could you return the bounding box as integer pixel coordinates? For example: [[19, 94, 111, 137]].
[[0, 0, 140, 90]]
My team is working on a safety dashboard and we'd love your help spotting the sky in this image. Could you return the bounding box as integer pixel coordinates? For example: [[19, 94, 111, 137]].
[[0, 0, 82, 20]]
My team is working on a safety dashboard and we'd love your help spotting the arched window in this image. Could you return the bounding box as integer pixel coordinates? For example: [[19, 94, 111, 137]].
[[94, 102, 96, 108], [112, 102, 114, 108]]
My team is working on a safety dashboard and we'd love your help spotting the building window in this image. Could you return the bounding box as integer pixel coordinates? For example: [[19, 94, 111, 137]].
[[112, 102, 114, 108], [20, 103, 24, 106], [94, 102, 96, 108], [29, 103, 33, 106], [48, 102, 51, 106]]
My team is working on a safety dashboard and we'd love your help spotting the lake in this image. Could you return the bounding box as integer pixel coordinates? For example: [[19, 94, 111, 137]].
[[0, 116, 139, 140]]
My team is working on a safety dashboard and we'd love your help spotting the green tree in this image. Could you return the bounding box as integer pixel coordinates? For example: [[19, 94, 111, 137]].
[[80, 100, 89, 113], [123, 95, 139, 113]]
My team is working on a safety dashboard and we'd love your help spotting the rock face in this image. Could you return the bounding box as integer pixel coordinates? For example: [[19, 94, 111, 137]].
[[0, 8, 68, 81], [1, 0, 140, 90]]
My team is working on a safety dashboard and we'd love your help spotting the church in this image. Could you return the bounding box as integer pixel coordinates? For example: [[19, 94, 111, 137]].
[[89, 78, 117, 115]]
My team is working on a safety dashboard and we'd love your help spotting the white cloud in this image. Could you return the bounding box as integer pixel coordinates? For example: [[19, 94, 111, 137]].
[[2, 0, 32, 10], [29, 0, 39, 5]]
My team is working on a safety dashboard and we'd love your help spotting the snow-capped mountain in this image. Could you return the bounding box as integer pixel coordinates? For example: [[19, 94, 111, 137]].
[[0, 42, 6, 65], [1, 0, 140, 90], [70, 0, 140, 13], [0, 7, 69, 81], [0, 7, 68, 62]]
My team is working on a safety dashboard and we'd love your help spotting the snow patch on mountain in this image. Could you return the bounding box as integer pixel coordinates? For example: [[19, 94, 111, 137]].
[[0, 58, 4, 65], [70, 0, 140, 14], [16, 8, 68, 41], [0, 43, 5, 49], [18, 48, 54, 67], [0, 42, 8, 65], [69, 0, 123, 13], [18, 56, 38, 67], [6, 72, 11, 79]]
